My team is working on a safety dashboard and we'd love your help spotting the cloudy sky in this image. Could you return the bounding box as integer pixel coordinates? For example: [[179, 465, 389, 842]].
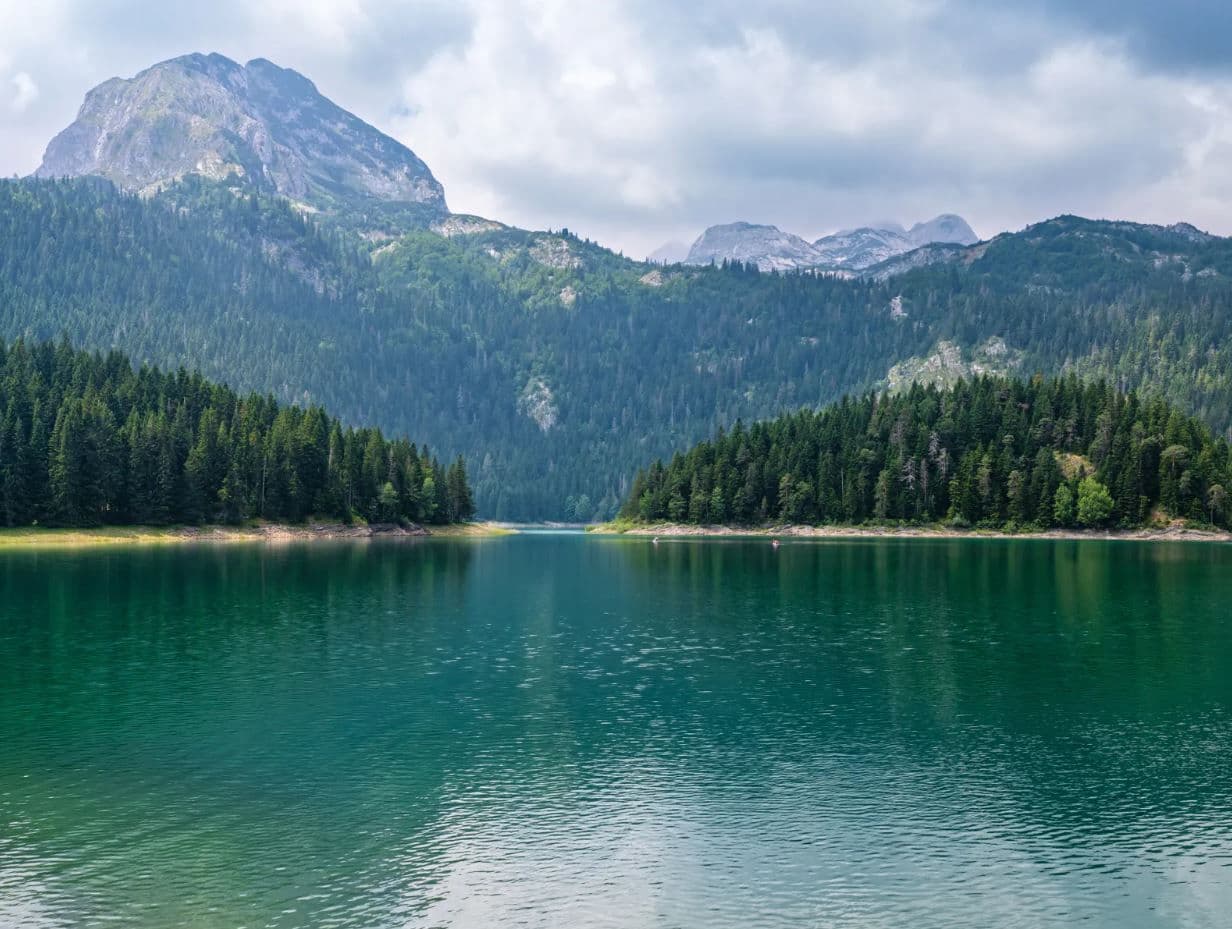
[[3, 0, 1232, 257]]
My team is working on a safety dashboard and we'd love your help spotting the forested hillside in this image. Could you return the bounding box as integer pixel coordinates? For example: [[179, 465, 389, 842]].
[[0, 339, 473, 528], [4, 177, 1232, 519], [621, 376, 1231, 530]]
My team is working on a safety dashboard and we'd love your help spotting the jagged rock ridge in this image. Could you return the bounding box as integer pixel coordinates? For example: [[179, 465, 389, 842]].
[[685, 214, 978, 272], [35, 52, 446, 214]]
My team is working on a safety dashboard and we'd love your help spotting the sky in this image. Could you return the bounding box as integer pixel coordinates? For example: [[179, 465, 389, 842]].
[[3, 0, 1232, 258]]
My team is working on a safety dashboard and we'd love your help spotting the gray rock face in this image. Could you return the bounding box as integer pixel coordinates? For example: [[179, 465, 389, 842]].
[[684, 222, 823, 271], [906, 214, 978, 248], [685, 214, 979, 272], [812, 226, 914, 268], [36, 53, 446, 213], [864, 242, 975, 281]]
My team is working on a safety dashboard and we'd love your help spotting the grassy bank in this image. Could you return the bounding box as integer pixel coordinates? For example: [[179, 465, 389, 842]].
[[416, 522, 517, 538], [0, 522, 513, 548], [591, 519, 1232, 543]]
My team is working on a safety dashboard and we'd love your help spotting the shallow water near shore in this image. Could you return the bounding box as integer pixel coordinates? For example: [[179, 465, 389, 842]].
[[2, 534, 1231, 927]]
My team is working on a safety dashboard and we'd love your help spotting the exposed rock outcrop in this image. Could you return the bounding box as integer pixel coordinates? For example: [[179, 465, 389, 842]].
[[36, 53, 447, 216]]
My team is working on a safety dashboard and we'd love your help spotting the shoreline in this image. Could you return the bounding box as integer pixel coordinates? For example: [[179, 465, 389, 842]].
[[0, 521, 514, 548], [593, 521, 1232, 543]]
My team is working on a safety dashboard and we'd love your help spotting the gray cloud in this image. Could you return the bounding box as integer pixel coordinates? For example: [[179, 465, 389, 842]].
[[2, 0, 1232, 257], [1027, 0, 1232, 73]]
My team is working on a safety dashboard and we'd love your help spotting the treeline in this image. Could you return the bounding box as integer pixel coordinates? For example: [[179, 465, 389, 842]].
[[0, 339, 474, 528], [622, 376, 1232, 530]]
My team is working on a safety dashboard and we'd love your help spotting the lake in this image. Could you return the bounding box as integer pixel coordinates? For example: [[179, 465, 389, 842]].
[[1, 533, 1231, 928]]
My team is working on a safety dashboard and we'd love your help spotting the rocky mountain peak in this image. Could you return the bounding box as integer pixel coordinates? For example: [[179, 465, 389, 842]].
[[907, 214, 978, 247], [685, 222, 824, 271], [35, 52, 447, 215]]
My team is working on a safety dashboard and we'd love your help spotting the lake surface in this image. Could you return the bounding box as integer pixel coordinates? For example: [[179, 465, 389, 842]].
[[1, 533, 1231, 928]]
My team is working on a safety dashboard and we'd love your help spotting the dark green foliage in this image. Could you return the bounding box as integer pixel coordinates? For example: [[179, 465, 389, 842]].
[[0, 339, 468, 528], [445, 456, 476, 523], [5, 179, 1232, 520], [621, 377, 1232, 530]]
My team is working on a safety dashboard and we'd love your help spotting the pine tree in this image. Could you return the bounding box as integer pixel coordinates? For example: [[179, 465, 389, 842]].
[[620, 376, 1232, 532], [1053, 483, 1076, 527], [0, 338, 476, 529], [446, 455, 475, 522]]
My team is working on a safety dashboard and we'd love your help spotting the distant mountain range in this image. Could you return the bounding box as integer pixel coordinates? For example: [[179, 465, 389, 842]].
[[681, 214, 979, 272], [10, 52, 1232, 521]]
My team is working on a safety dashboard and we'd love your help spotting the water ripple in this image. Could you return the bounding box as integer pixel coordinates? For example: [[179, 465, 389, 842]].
[[1, 537, 1230, 927]]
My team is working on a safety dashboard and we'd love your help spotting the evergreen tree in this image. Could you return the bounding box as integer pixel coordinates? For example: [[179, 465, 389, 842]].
[[1053, 483, 1076, 528], [0, 338, 474, 529], [622, 376, 1231, 531], [445, 455, 475, 522]]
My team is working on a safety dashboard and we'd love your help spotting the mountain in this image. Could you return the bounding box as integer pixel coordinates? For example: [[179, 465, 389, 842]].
[[684, 214, 978, 272], [907, 213, 977, 247], [683, 222, 825, 271], [811, 226, 914, 269], [5, 178, 1232, 522], [35, 53, 446, 219], [6, 55, 1232, 522], [647, 240, 691, 264]]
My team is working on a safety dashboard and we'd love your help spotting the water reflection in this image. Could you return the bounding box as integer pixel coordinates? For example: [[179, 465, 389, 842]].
[[1, 536, 1230, 927]]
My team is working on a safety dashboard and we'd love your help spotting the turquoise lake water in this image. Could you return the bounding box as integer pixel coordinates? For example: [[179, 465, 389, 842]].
[[1, 533, 1231, 927]]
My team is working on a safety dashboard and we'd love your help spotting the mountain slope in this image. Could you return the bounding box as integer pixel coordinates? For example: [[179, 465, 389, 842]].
[[811, 226, 914, 269], [35, 53, 446, 217], [5, 178, 1232, 521]]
